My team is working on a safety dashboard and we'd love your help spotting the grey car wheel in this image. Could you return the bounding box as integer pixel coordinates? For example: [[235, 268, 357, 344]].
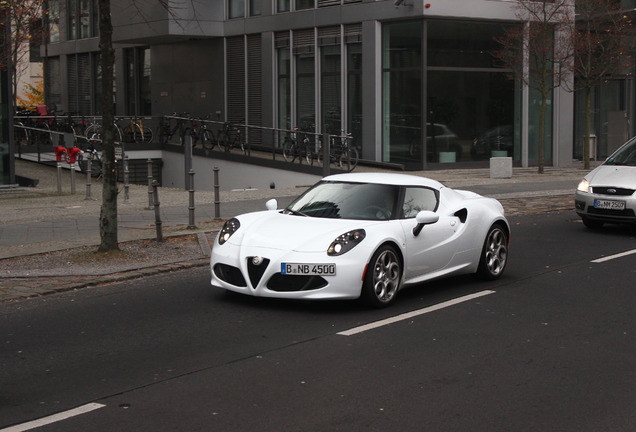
[[362, 245, 401, 307], [476, 224, 508, 280]]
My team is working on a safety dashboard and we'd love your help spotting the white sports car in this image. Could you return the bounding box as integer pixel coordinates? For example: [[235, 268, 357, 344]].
[[210, 173, 510, 307]]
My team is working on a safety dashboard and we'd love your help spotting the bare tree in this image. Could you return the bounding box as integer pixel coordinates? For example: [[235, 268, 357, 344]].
[[494, 0, 574, 173], [96, 0, 193, 251], [568, 0, 634, 169], [97, 0, 118, 252]]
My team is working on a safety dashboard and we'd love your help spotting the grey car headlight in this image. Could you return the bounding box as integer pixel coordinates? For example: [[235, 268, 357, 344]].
[[577, 179, 590, 193], [328, 229, 366, 256], [218, 218, 240, 245]]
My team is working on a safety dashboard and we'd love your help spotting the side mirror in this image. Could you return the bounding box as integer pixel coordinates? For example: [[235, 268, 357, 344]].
[[266, 199, 278, 211], [413, 210, 439, 236]]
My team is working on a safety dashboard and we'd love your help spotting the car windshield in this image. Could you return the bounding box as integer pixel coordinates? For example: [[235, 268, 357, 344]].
[[286, 181, 400, 220], [606, 137, 636, 166]]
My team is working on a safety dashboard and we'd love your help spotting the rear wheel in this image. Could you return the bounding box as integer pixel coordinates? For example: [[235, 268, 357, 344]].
[[361, 245, 401, 307], [476, 224, 508, 280]]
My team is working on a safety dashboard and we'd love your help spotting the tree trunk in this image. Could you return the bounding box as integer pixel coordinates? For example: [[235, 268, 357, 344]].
[[98, 0, 119, 252]]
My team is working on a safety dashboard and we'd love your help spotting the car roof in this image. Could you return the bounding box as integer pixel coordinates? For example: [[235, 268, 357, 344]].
[[323, 172, 445, 189]]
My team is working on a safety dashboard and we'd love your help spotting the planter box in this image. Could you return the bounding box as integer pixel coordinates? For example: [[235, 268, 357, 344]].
[[439, 152, 456, 163], [490, 156, 512, 179]]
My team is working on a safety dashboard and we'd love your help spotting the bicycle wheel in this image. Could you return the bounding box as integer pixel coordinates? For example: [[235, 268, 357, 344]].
[[302, 141, 313, 165], [282, 139, 295, 162], [142, 127, 154, 143], [123, 125, 136, 143], [201, 129, 215, 150], [14, 122, 29, 146], [338, 146, 359, 171]]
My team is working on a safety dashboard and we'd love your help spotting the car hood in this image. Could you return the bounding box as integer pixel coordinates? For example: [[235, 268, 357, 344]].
[[231, 211, 382, 252], [587, 165, 636, 188]]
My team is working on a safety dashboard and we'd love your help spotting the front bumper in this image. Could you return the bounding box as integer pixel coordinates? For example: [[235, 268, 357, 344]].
[[210, 243, 367, 300], [575, 191, 636, 224]]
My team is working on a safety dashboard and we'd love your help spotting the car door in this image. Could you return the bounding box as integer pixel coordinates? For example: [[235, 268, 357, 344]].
[[398, 186, 462, 280]]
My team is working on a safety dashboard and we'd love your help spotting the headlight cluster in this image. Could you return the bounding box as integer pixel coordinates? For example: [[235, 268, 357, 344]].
[[328, 229, 366, 256], [218, 218, 240, 245], [577, 179, 590, 193]]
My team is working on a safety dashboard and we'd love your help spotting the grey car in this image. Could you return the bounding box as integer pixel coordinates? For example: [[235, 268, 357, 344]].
[[575, 136, 636, 229]]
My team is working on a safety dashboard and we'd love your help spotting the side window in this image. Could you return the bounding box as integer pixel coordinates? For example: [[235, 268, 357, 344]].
[[402, 187, 438, 218]]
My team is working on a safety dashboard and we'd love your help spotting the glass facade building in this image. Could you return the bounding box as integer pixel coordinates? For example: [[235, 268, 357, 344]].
[[37, 0, 635, 171]]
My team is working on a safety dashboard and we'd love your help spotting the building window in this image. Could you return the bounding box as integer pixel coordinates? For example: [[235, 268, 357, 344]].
[[250, 0, 262, 16], [48, 0, 60, 43], [296, 0, 315, 10], [29, 19, 43, 62], [382, 21, 422, 167], [276, 34, 291, 133], [346, 40, 362, 151], [68, 0, 97, 40], [294, 29, 315, 131], [277, 0, 290, 12], [229, 0, 245, 18], [124, 47, 152, 116], [320, 39, 341, 134], [427, 21, 518, 165]]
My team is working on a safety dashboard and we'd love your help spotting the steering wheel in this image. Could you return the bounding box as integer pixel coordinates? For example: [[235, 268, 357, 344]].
[[363, 205, 391, 220]]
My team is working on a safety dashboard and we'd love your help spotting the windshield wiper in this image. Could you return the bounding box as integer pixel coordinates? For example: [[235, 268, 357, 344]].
[[285, 208, 308, 217]]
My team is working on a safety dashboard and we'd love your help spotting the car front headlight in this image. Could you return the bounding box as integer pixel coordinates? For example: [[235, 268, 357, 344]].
[[218, 218, 240, 245], [327, 229, 366, 256], [577, 179, 590, 193]]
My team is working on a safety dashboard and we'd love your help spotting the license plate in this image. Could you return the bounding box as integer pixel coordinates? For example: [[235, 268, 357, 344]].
[[281, 263, 336, 276], [594, 199, 626, 210]]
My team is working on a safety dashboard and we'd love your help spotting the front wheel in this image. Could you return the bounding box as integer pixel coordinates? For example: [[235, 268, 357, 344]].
[[476, 224, 508, 280], [338, 146, 359, 171], [361, 245, 402, 307]]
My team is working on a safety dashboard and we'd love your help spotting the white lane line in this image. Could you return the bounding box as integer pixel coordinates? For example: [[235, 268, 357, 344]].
[[1, 403, 106, 432], [591, 249, 636, 263], [338, 290, 495, 336]]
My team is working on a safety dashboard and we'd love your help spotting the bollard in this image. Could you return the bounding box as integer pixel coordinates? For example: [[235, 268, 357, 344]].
[[85, 158, 93, 200], [123, 156, 130, 203], [147, 158, 154, 209], [56, 162, 63, 194], [152, 180, 163, 242], [214, 167, 221, 220], [187, 169, 197, 229], [70, 163, 76, 195]]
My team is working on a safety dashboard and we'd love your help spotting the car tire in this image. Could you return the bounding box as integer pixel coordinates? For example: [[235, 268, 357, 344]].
[[361, 245, 402, 307], [476, 224, 508, 280], [581, 217, 604, 230]]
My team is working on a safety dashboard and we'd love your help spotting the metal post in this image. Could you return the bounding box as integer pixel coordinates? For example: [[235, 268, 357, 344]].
[[322, 132, 330, 177], [214, 167, 221, 220], [184, 133, 193, 190], [84, 158, 92, 200], [70, 163, 76, 194], [123, 156, 130, 203], [56, 162, 63, 194], [152, 180, 163, 242], [187, 169, 197, 229], [147, 158, 154, 209]]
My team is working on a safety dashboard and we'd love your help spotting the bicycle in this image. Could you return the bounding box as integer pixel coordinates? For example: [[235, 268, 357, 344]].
[[317, 131, 359, 171], [220, 121, 246, 154], [84, 120, 123, 144], [183, 116, 215, 149], [76, 141, 102, 177], [282, 127, 313, 164], [122, 116, 153, 144], [161, 113, 189, 145]]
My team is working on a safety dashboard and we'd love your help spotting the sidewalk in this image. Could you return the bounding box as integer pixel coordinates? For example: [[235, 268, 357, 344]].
[[0, 158, 590, 302]]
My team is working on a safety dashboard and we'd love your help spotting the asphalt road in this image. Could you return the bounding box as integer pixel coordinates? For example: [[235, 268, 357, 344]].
[[1, 211, 635, 432]]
